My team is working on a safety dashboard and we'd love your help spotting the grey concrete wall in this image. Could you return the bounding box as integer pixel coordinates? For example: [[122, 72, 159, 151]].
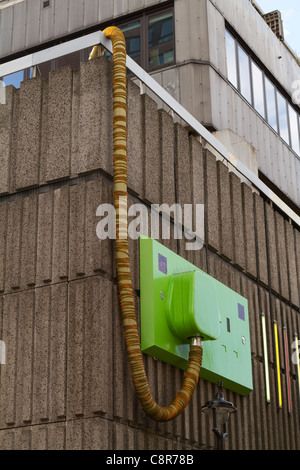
[[1, 0, 299, 226], [0, 57, 299, 450]]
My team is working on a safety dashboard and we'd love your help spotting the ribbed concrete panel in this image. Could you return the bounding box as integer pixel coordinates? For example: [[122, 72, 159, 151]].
[[33, 284, 68, 423], [0, 422, 66, 450], [295, 230, 300, 306], [217, 160, 233, 261], [66, 417, 112, 450], [14, 290, 35, 425], [265, 203, 280, 294], [20, 194, 38, 290], [67, 276, 113, 419], [285, 221, 299, 308], [175, 124, 192, 207], [143, 93, 161, 204], [69, 177, 113, 281], [15, 78, 43, 190], [244, 276, 260, 358], [36, 191, 54, 286], [230, 172, 245, 270], [0, 201, 7, 293], [112, 284, 136, 424], [8, 86, 19, 193], [0, 293, 18, 427], [69, 182, 86, 278], [160, 110, 176, 207], [5, 198, 22, 291], [0, 86, 14, 195], [46, 67, 73, 182], [241, 183, 256, 279], [52, 186, 70, 283], [253, 195, 268, 288], [77, 57, 113, 177], [275, 213, 289, 302], [70, 70, 80, 179], [205, 149, 220, 253], [31, 422, 66, 450], [2, 187, 71, 292], [127, 80, 143, 197]]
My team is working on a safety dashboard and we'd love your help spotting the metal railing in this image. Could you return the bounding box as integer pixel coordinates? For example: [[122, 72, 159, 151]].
[[0, 29, 299, 227]]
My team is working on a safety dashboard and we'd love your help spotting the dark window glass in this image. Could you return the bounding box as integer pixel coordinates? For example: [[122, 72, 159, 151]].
[[37, 60, 53, 79], [252, 61, 265, 118], [58, 51, 81, 71], [148, 12, 174, 69], [265, 77, 278, 132], [238, 45, 251, 103], [277, 91, 290, 144], [225, 30, 238, 88], [121, 20, 141, 66]]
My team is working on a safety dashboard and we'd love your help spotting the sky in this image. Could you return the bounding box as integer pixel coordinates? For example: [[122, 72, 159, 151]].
[[257, 0, 300, 56]]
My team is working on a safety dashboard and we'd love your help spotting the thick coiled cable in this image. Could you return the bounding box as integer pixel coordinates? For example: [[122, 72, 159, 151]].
[[89, 27, 203, 422]]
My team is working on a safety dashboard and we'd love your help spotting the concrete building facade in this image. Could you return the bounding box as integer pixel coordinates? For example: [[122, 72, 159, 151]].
[[0, 0, 299, 450]]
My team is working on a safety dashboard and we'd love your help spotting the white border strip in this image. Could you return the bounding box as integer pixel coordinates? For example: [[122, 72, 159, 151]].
[[0, 30, 299, 227]]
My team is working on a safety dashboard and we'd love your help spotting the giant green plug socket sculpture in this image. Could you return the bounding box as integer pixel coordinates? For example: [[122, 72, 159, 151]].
[[140, 236, 253, 396]]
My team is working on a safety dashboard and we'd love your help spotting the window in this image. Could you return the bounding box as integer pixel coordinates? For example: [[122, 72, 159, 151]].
[[238, 45, 251, 104], [122, 20, 141, 66], [288, 104, 300, 155], [225, 30, 238, 88], [277, 91, 290, 145], [265, 77, 278, 132], [252, 61, 265, 118], [225, 28, 300, 156], [57, 50, 82, 71], [120, 8, 175, 71], [148, 12, 174, 69]]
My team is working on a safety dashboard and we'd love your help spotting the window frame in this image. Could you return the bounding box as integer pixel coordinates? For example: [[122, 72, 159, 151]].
[[236, 43, 252, 106], [225, 29, 238, 89], [146, 8, 175, 72], [251, 59, 266, 119], [264, 75, 279, 133], [118, 5, 175, 72], [225, 25, 300, 157]]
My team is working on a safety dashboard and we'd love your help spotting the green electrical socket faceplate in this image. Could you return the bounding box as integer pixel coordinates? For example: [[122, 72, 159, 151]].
[[140, 236, 253, 396]]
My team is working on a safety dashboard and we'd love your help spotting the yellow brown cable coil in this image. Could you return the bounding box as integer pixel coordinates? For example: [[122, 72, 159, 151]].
[[90, 27, 203, 422]]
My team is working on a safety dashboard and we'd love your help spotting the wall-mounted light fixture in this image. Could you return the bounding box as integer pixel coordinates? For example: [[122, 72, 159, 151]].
[[201, 381, 237, 450]]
